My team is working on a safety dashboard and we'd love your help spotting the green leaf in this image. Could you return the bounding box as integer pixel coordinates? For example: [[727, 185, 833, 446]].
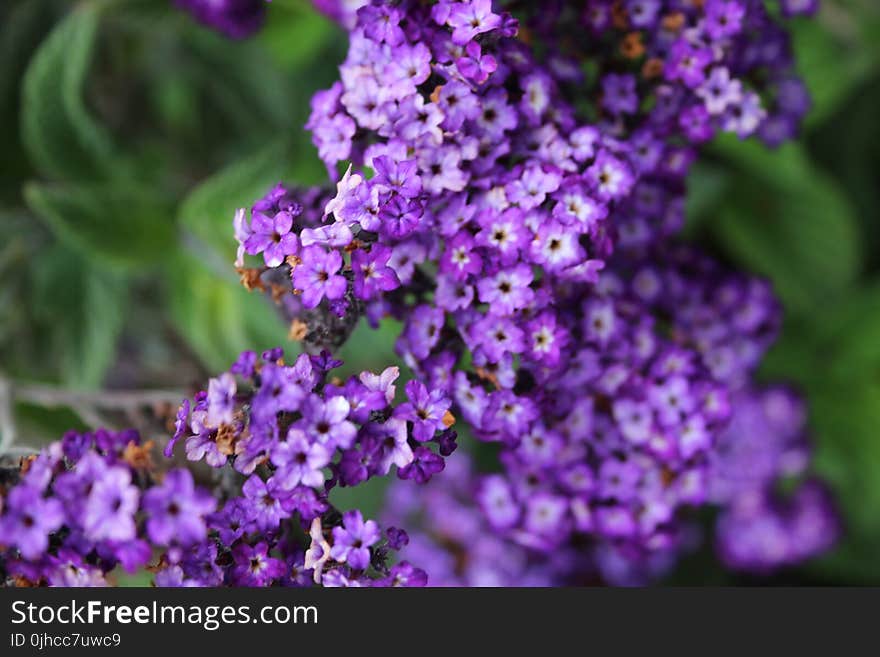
[[165, 254, 290, 372], [810, 280, 880, 383], [20, 3, 125, 181], [807, 382, 880, 582], [793, 16, 879, 129], [24, 182, 176, 270], [30, 245, 128, 388], [0, 0, 53, 194], [684, 161, 730, 235], [708, 138, 862, 315], [260, 0, 338, 70]]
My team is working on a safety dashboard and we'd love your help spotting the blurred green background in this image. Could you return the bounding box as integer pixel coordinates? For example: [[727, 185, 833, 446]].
[[0, 0, 878, 584]]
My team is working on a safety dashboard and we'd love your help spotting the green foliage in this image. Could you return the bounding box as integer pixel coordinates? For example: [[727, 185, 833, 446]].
[[20, 3, 126, 182], [166, 254, 290, 372], [29, 244, 128, 388], [24, 182, 176, 271]]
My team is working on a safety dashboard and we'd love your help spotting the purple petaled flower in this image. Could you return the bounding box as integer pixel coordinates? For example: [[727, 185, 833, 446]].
[[199, 0, 831, 587], [602, 74, 639, 115], [143, 469, 215, 546], [292, 246, 347, 308], [206, 373, 236, 427], [376, 418, 415, 474], [82, 466, 139, 543], [372, 156, 422, 199], [358, 3, 405, 45], [456, 41, 497, 84], [330, 510, 381, 570], [446, 0, 503, 45], [232, 542, 287, 586], [242, 475, 290, 531], [164, 399, 190, 458], [359, 366, 399, 405], [300, 394, 357, 449], [395, 380, 451, 442], [0, 486, 64, 560], [271, 428, 332, 489], [477, 265, 534, 315], [398, 446, 445, 484], [243, 210, 300, 267], [385, 526, 409, 550], [704, 0, 745, 39], [380, 562, 428, 587], [352, 246, 400, 299]]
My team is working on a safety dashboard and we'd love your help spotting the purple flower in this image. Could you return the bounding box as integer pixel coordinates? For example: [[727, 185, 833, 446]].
[[386, 526, 409, 550], [456, 41, 497, 84], [300, 394, 357, 449], [602, 74, 638, 115], [206, 372, 236, 427], [271, 428, 332, 489], [705, 0, 745, 39], [330, 510, 380, 570], [358, 3, 405, 45], [143, 469, 215, 546], [372, 156, 422, 199], [397, 446, 445, 484], [477, 265, 534, 315], [666, 41, 713, 89], [292, 246, 347, 308], [359, 366, 399, 405], [380, 562, 428, 587], [242, 475, 290, 531], [232, 542, 286, 586], [440, 231, 482, 280], [376, 418, 415, 474], [164, 399, 190, 458], [395, 380, 451, 442], [82, 466, 139, 543], [446, 0, 502, 45], [243, 210, 299, 267], [352, 246, 400, 299], [0, 486, 64, 560]]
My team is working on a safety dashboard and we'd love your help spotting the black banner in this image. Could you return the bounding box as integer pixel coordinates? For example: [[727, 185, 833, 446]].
[[0, 588, 875, 651]]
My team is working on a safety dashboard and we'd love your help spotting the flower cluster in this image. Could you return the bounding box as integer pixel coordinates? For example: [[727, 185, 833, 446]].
[[382, 456, 571, 586], [384, 387, 837, 585], [221, 0, 838, 583], [167, 347, 455, 492], [0, 348, 450, 587], [710, 387, 839, 572], [0, 430, 204, 586], [174, 0, 268, 39], [430, 247, 779, 561]]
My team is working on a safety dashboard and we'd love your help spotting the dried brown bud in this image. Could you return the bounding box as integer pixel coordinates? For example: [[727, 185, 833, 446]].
[[642, 57, 664, 79], [288, 319, 308, 341], [237, 267, 266, 292], [620, 32, 645, 59], [661, 12, 686, 32], [123, 440, 155, 471], [216, 424, 239, 456]]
